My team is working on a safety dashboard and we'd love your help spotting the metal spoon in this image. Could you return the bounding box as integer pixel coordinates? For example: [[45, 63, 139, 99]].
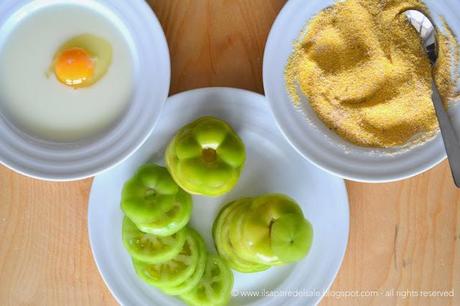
[[405, 10, 460, 187]]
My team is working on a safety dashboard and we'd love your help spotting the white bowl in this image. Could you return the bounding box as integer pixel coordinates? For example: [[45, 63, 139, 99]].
[[263, 0, 460, 183], [0, 0, 170, 181]]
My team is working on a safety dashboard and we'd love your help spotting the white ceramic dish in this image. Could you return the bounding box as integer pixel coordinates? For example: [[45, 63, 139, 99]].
[[263, 0, 460, 183], [0, 0, 170, 181], [88, 88, 349, 306]]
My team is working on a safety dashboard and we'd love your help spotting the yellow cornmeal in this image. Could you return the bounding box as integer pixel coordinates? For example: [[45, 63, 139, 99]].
[[285, 0, 460, 148]]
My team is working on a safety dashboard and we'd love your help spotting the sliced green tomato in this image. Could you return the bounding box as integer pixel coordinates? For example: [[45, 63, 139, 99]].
[[181, 254, 234, 306], [132, 228, 200, 287], [121, 164, 185, 225], [271, 213, 313, 263], [160, 231, 208, 295], [136, 190, 192, 236], [228, 201, 281, 265], [250, 194, 304, 218], [238, 216, 281, 265], [121, 178, 177, 225], [122, 217, 186, 264], [240, 194, 304, 264], [213, 200, 269, 273], [136, 164, 179, 194]]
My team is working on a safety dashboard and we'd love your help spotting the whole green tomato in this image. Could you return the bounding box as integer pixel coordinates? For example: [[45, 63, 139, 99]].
[[165, 116, 246, 196]]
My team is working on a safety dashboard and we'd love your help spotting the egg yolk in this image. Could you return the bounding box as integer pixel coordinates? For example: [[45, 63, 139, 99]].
[[54, 48, 94, 88]]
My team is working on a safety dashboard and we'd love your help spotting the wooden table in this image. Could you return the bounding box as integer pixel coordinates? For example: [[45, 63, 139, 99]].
[[1, 1, 459, 305]]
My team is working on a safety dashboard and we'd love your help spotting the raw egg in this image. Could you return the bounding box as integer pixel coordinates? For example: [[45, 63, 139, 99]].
[[0, 3, 133, 142], [49, 34, 112, 89]]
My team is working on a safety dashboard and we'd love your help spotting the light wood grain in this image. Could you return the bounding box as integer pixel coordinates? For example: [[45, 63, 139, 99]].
[[0, 169, 115, 305], [0, 1, 459, 305]]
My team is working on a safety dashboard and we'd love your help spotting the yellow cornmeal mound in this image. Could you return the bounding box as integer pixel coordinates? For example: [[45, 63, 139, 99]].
[[285, 0, 460, 148]]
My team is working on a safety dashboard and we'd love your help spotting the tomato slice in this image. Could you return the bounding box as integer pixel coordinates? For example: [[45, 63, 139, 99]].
[[121, 164, 184, 225], [122, 217, 186, 264], [136, 190, 192, 236], [132, 228, 200, 287], [160, 230, 208, 295], [240, 194, 304, 265], [231, 203, 284, 265], [181, 254, 234, 306], [212, 200, 269, 273]]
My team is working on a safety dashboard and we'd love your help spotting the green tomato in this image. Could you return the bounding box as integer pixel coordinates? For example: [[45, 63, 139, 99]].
[[227, 199, 281, 265], [212, 199, 269, 273], [136, 190, 192, 236], [271, 213, 313, 263], [160, 230, 208, 296], [122, 217, 186, 264], [132, 228, 200, 287], [121, 164, 192, 236], [241, 194, 305, 265], [181, 254, 234, 306], [166, 116, 246, 197]]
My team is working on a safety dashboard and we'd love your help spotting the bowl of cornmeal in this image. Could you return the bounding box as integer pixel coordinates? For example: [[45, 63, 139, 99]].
[[264, 0, 460, 182]]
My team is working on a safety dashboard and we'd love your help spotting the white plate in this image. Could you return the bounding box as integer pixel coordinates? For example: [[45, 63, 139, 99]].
[[88, 88, 349, 306], [0, 0, 170, 181], [263, 0, 460, 183]]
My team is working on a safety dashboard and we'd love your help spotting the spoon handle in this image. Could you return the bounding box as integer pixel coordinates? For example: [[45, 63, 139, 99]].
[[431, 81, 460, 187]]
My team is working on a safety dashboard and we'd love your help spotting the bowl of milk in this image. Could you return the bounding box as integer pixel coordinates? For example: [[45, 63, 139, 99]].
[[0, 0, 170, 181]]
